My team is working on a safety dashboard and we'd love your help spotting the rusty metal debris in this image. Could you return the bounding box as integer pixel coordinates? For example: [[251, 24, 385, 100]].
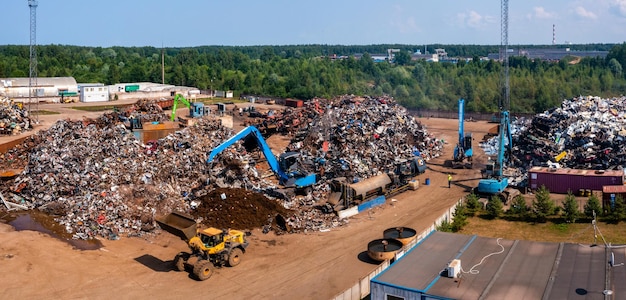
[[479, 95, 626, 188], [0, 97, 32, 136], [511, 96, 626, 171], [0, 95, 442, 240]]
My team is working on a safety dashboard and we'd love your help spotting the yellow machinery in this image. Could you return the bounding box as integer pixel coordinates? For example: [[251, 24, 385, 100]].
[[156, 212, 249, 281]]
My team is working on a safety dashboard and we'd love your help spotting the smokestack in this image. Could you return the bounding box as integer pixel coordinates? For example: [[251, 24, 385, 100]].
[[552, 24, 556, 45]]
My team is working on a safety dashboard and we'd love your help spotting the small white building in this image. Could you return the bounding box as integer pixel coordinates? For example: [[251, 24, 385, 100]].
[[79, 83, 109, 102], [215, 90, 234, 98]]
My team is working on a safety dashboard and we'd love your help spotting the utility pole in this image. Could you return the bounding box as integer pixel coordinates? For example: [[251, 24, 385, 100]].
[[28, 0, 39, 123], [501, 0, 509, 112], [161, 43, 165, 85]]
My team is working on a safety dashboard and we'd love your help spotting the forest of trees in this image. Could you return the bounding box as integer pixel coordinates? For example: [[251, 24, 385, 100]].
[[1, 43, 625, 113]]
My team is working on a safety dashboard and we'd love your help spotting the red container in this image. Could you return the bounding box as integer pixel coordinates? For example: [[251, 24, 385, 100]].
[[528, 167, 625, 194], [603, 185, 626, 208], [285, 99, 303, 108]]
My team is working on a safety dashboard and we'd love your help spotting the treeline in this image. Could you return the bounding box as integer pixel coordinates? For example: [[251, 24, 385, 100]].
[[439, 186, 624, 234], [1, 43, 626, 113]]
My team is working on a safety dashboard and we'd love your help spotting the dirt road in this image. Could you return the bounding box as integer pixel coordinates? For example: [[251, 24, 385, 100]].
[[0, 111, 496, 299]]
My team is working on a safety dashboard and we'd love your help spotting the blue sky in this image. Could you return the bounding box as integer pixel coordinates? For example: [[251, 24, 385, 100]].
[[1, 0, 625, 47]]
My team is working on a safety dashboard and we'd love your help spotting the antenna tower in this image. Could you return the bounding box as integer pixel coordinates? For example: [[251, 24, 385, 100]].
[[28, 0, 39, 123], [500, 0, 509, 111]]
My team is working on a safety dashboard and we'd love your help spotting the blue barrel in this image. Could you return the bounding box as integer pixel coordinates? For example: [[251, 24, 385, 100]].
[[425, 178, 430, 185]]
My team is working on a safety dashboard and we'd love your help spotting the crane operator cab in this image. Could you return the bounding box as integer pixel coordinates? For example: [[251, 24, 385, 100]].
[[279, 152, 306, 177]]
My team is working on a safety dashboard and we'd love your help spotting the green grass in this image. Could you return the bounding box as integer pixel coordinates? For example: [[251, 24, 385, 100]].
[[31, 110, 61, 115], [459, 216, 626, 244], [197, 97, 248, 104], [71, 105, 120, 112]]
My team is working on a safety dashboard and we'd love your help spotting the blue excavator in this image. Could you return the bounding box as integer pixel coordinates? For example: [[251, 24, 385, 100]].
[[206, 126, 318, 194], [476, 100, 519, 203], [452, 98, 473, 169]]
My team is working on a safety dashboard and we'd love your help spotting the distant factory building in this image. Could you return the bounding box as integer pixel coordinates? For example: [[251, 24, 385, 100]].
[[487, 48, 609, 61], [0, 77, 78, 100]]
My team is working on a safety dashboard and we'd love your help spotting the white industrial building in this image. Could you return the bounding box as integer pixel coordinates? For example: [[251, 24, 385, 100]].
[[0, 77, 78, 100], [1, 77, 201, 103], [78, 83, 109, 103]]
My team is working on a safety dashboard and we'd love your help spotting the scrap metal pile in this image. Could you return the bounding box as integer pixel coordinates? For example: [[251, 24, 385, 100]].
[[480, 95, 626, 187], [114, 99, 170, 125], [511, 95, 626, 171], [292, 95, 442, 182], [0, 97, 32, 135], [0, 95, 441, 240]]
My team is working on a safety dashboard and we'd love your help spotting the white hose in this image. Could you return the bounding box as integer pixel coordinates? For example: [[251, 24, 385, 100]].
[[460, 238, 505, 275]]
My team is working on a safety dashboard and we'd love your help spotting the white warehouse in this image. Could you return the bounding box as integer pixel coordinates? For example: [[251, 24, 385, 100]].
[[0, 77, 78, 101]]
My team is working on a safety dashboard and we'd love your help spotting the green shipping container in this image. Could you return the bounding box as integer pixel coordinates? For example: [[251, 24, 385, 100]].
[[125, 85, 140, 92]]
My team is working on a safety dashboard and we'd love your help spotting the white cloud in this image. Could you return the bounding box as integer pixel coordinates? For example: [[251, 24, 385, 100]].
[[457, 10, 494, 28], [467, 11, 484, 28], [532, 7, 556, 19], [575, 6, 598, 19], [611, 0, 626, 17], [389, 5, 421, 33]]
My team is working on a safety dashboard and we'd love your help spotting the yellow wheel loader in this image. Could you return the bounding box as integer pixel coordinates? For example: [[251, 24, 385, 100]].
[[156, 212, 249, 281]]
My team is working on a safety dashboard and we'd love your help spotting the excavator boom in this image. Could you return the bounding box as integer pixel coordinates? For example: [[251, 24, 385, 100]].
[[207, 126, 289, 182]]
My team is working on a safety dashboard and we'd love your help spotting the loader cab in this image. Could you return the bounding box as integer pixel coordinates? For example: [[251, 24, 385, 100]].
[[200, 228, 224, 248]]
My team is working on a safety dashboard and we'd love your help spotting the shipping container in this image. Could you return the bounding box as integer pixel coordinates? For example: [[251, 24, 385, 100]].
[[124, 85, 140, 92], [284, 99, 303, 108], [602, 185, 626, 209], [528, 167, 625, 194]]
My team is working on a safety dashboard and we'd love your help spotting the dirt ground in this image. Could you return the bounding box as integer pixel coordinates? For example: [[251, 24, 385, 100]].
[[0, 103, 496, 299]]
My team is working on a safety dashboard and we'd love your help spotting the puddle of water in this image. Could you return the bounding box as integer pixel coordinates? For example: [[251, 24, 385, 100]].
[[2, 210, 103, 250]]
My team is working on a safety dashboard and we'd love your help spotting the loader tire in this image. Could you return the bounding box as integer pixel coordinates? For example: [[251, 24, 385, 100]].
[[227, 248, 243, 267], [173, 252, 188, 272], [193, 260, 214, 281]]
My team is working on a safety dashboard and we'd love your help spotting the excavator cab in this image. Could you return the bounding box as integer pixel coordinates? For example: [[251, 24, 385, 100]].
[[279, 152, 302, 174]]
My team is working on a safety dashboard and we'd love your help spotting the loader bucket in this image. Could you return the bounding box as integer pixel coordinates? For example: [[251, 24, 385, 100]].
[[156, 211, 198, 241]]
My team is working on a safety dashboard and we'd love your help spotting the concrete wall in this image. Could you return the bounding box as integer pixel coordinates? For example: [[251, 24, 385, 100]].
[[332, 198, 463, 300]]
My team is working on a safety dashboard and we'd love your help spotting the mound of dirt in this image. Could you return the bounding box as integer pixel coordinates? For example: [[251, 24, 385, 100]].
[[192, 188, 294, 231]]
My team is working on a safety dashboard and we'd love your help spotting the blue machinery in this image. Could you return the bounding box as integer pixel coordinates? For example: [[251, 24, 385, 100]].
[[477, 0, 517, 200], [171, 94, 207, 121], [477, 110, 512, 196], [453, 98, 473, 169], [206, 126, 317, 190]]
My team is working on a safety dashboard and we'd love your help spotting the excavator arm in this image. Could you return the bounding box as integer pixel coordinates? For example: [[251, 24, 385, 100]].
[[171, 94, 192, 121], [206, 126, 289, 182]]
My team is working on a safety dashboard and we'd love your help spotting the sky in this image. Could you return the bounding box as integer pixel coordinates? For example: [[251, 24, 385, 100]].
[[1, 0, 625, 47]]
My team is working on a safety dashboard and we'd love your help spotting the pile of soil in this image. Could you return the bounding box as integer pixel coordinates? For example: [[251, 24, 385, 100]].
[[193, 188, 294, 231]]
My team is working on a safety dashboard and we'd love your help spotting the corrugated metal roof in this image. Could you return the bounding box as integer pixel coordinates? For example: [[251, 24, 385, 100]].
[[1, 77, 77, 87], [603, 185, 626, 193], [529, 167, 624, 177], [372, 231, 626, 299]]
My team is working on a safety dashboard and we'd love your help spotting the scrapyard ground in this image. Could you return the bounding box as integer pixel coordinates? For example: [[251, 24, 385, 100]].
[[0, 103, 491, 299]]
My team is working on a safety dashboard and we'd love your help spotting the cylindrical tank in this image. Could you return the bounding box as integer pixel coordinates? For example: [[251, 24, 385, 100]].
[[367, 239, 403, 261], [383, 227, 417, 245]]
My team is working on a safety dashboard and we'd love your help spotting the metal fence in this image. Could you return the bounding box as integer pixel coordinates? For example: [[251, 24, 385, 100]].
[[331, 198, 463, 300], [408, 109, 535, 122]]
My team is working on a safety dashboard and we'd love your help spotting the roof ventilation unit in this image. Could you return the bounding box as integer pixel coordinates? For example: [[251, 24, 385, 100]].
[[447, 259, 461, 278]]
